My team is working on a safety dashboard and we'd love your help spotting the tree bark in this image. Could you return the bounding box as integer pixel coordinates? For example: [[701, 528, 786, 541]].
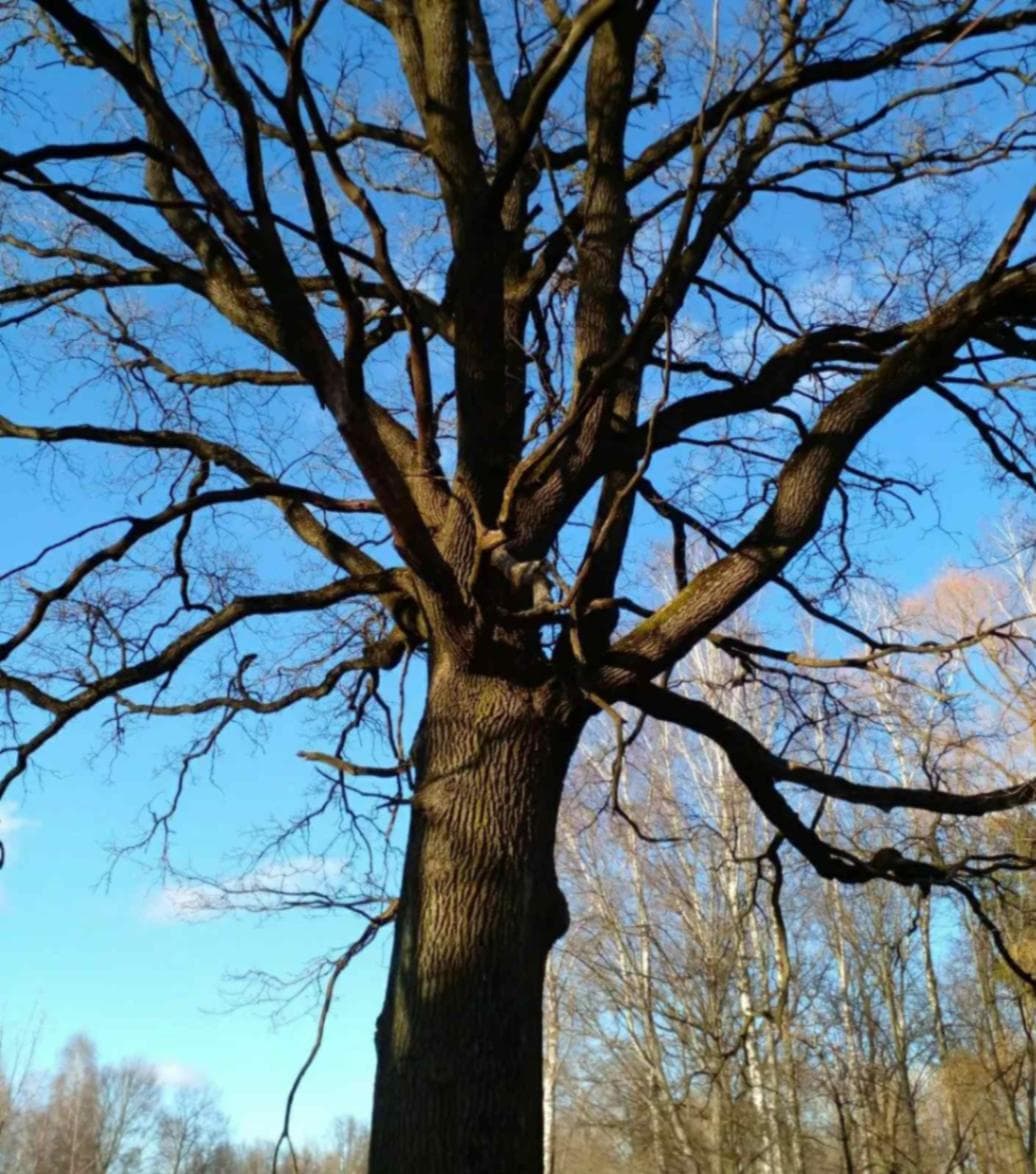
[[369, 663, 581, 1174]]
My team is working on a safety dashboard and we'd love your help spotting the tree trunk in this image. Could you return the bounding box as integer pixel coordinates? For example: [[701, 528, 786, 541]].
[[369, 664, 581, 1174], [542, 950, 561, 1174]]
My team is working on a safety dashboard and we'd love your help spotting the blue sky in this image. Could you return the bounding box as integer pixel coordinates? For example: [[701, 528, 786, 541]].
[[0, 695, 395, 1145], [0, 444, 397, 1144]]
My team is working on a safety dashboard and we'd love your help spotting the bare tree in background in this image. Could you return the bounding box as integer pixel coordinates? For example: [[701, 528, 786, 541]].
[[1, 0, 1036, 1168], [548, 582, 1036, 1172], [156, 1086, 230, 1174], [0, 1028, 371, 1172], [0, 1019, 41, 1174], [1, 1035, 161, 1174]]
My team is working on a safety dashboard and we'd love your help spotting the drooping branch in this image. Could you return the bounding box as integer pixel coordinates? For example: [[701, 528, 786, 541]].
[[0, 571, 403, 797], [619, 683, 1036, 827], [0, 415, 387, 579], [623, 676, 1036, 994]]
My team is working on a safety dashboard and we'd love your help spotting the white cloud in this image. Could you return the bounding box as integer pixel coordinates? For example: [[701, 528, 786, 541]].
[[0, 803, 39, 907], [143, 884, 220, 925], [0, 801, 39, 836], [243, 854, 344, 889], [153, 1060, 206, 1089], [141, 856, 351, 924]]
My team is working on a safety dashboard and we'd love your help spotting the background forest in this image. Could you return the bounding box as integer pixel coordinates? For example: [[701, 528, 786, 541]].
[[0, 1026, 369, 1173], [541, 549, 1036, 1174]]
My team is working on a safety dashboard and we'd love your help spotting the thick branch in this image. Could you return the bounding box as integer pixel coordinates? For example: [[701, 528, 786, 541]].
[[601, 266, 1036, 684]]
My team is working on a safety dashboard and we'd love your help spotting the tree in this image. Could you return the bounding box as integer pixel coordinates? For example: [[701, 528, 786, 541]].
[[156, 1086, 231, 1174], [10, 1035, 160, 1174], [32, 1035, 108, 1174], [0, 1018, 41, 1174], [0, 0, 1035, 1169], [331, 1116, 371, 1174]]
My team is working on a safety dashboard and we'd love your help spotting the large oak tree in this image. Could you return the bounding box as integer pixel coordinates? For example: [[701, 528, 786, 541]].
[[1, 0, 1035, 1169]]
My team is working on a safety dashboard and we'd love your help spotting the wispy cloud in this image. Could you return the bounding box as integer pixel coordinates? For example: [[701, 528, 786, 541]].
[[143, 884, 220, 925], [0, 803, 40, 910], [0, 801, 40, 836], [142, 855, 350, 924], [153, 1060, 206, 1088]]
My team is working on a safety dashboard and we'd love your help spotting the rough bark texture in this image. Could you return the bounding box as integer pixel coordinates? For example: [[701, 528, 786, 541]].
[[370, 664, 581, 1173]]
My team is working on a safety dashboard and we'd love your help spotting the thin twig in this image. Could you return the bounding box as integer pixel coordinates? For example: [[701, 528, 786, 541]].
[[271, 900, 398, 1174]]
